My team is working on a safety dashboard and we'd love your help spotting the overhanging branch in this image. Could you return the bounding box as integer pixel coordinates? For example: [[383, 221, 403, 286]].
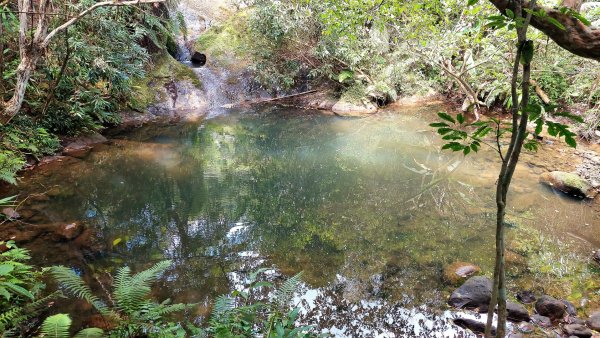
[[42, 0, 166, 48], [488, 0, 600, 61]]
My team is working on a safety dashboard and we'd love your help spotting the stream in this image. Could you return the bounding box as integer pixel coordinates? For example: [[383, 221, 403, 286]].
[[3, 103, 599, 336]]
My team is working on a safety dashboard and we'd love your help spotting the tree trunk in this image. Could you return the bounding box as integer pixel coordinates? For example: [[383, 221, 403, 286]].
[[0, 53, 39, 124]]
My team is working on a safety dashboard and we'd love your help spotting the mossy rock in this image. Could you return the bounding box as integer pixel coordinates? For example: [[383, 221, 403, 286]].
[[539, 171, 596, 198], [131, 52, 202, 110]]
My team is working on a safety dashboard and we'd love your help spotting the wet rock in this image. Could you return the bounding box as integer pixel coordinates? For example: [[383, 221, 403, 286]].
[[516, 290, 537, 304], [535, 295, 566, 320], [448, 276, 492, 312], [531, 314, 553, 328], [563, 323, 593, 337], [562, 299, 578, 316], [190, 52, 206, 66], [539, 171, 596, 198], [63, 132, 108, 158], [587, 311, 600, 331], [507, 301, 530, 322], [1, 207, 20, 219], [453, 318, 495, 335], [508, 333, 524, 338], [331, 99, 377, 116], [517, 321, 535, 333], [568, 317, 587, 325], [55, 222, 84, 240], [443, 261, 481, 285]]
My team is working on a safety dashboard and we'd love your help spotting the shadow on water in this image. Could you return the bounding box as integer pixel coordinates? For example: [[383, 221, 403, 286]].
[[3, 104, 599, 335]]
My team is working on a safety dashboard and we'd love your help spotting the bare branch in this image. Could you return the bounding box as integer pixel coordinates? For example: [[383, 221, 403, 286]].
[[42, 0, 166, 48]]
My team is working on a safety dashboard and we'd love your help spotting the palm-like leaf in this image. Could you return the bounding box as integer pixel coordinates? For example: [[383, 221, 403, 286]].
[[40, 313, 71, 338]]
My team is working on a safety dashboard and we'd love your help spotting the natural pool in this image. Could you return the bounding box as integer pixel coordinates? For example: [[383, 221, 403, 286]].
[[4, 104, 599, 336]]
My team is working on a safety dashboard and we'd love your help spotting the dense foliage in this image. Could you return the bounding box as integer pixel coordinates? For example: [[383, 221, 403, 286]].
[[0, 0, 182, 184], [241, 0, 599, 122]]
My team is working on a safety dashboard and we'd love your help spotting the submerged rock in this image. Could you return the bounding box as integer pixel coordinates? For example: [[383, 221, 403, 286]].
[[443, 261, 481, 285], [539, 171, 596, 198], [56, 222, 84, 240], [448, 276, 492, 312], [563, 323, 593, 337], [535, 295, 566, 321], [531, 314, 552, 328], [587, 311, 600, 331], [62, 132, 108, 158], [331, 99, 377, 116], [453, 318, 495, 335], [506, 301, 530, 322]]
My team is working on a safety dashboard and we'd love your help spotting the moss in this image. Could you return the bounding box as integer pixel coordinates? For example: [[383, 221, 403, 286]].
[[130, 52, 202, 110], [193, 11, 248, 69]]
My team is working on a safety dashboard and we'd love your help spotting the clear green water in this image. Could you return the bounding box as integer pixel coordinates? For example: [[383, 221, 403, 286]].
[[5, 105, 599, 329]]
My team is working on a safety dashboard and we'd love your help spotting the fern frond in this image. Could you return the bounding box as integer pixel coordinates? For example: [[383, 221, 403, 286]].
[[50, 266, 110, 315], [73, 327, 104, 338], [275, 272, 303, 309], [40, 313, 71, 338], [211, 295, 234, 319], [113, 261, 171, 315], [0, 290, 62, 330]]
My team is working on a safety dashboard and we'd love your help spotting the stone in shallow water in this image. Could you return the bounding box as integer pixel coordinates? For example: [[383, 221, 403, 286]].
[[539, 171, 596, 198], [453, 318, 495, 335], [531, 314, 552, 328], [535, 295, 566, 321], [448, 276, 492, 312], [587, 311, 600, 331], [506, 301, 530, 322], [517, 321, 534, 333], [563, 323, 593, 338], [443, 261, 481, 285]]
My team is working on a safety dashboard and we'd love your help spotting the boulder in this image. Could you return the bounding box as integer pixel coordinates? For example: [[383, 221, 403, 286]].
[[535, 295, 566, 321], [448, 276, 492, 312], [587, 311, 600, 331], [507, 301, 530, 322], [531, 314, 552, 328], [443, 261, 481, 285], [331, 99, 377, 116], [539, 171, 596, 198], [563, 323, 593, 338], [190, 52, 206, 66], [453, 318, 495, 335], [593, 250, 600, 265], [63, 132, 108, 158]]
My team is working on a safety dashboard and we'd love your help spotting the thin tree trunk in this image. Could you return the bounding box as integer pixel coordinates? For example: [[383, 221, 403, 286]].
[[0, 53, 39, 124], [41, 28, 70, 116]]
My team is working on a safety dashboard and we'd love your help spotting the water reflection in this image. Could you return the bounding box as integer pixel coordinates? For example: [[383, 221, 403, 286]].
[[4, 105, 599, 332]]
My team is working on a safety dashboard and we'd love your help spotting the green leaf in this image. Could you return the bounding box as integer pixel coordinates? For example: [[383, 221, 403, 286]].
[[40, 313, 72, 338], [505, 9, 515, 19], [73, 328, 104, 338], [467, 0, 479, 6], [547, 17, 565, 30], [0, 286, 10, 300], [112, 238, 122, 246], [564, 135, 577, 148], [456, 113, 465, 124], [429, 122, 449, 128], [2, 282, 34, 299], [437, 112, 455, 124], [0, 264, 14, 275], [463, 146, 471, 155]]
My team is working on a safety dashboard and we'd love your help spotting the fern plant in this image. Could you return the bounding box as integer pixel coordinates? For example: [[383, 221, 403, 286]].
[[0, 241, 64, 336], [38, 313, 104, 338], [207, 270, 317, 338], [50, 260, 196, 338]]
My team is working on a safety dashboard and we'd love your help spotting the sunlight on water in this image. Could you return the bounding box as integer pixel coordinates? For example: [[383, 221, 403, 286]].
[[6, 104, 599, 334]]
